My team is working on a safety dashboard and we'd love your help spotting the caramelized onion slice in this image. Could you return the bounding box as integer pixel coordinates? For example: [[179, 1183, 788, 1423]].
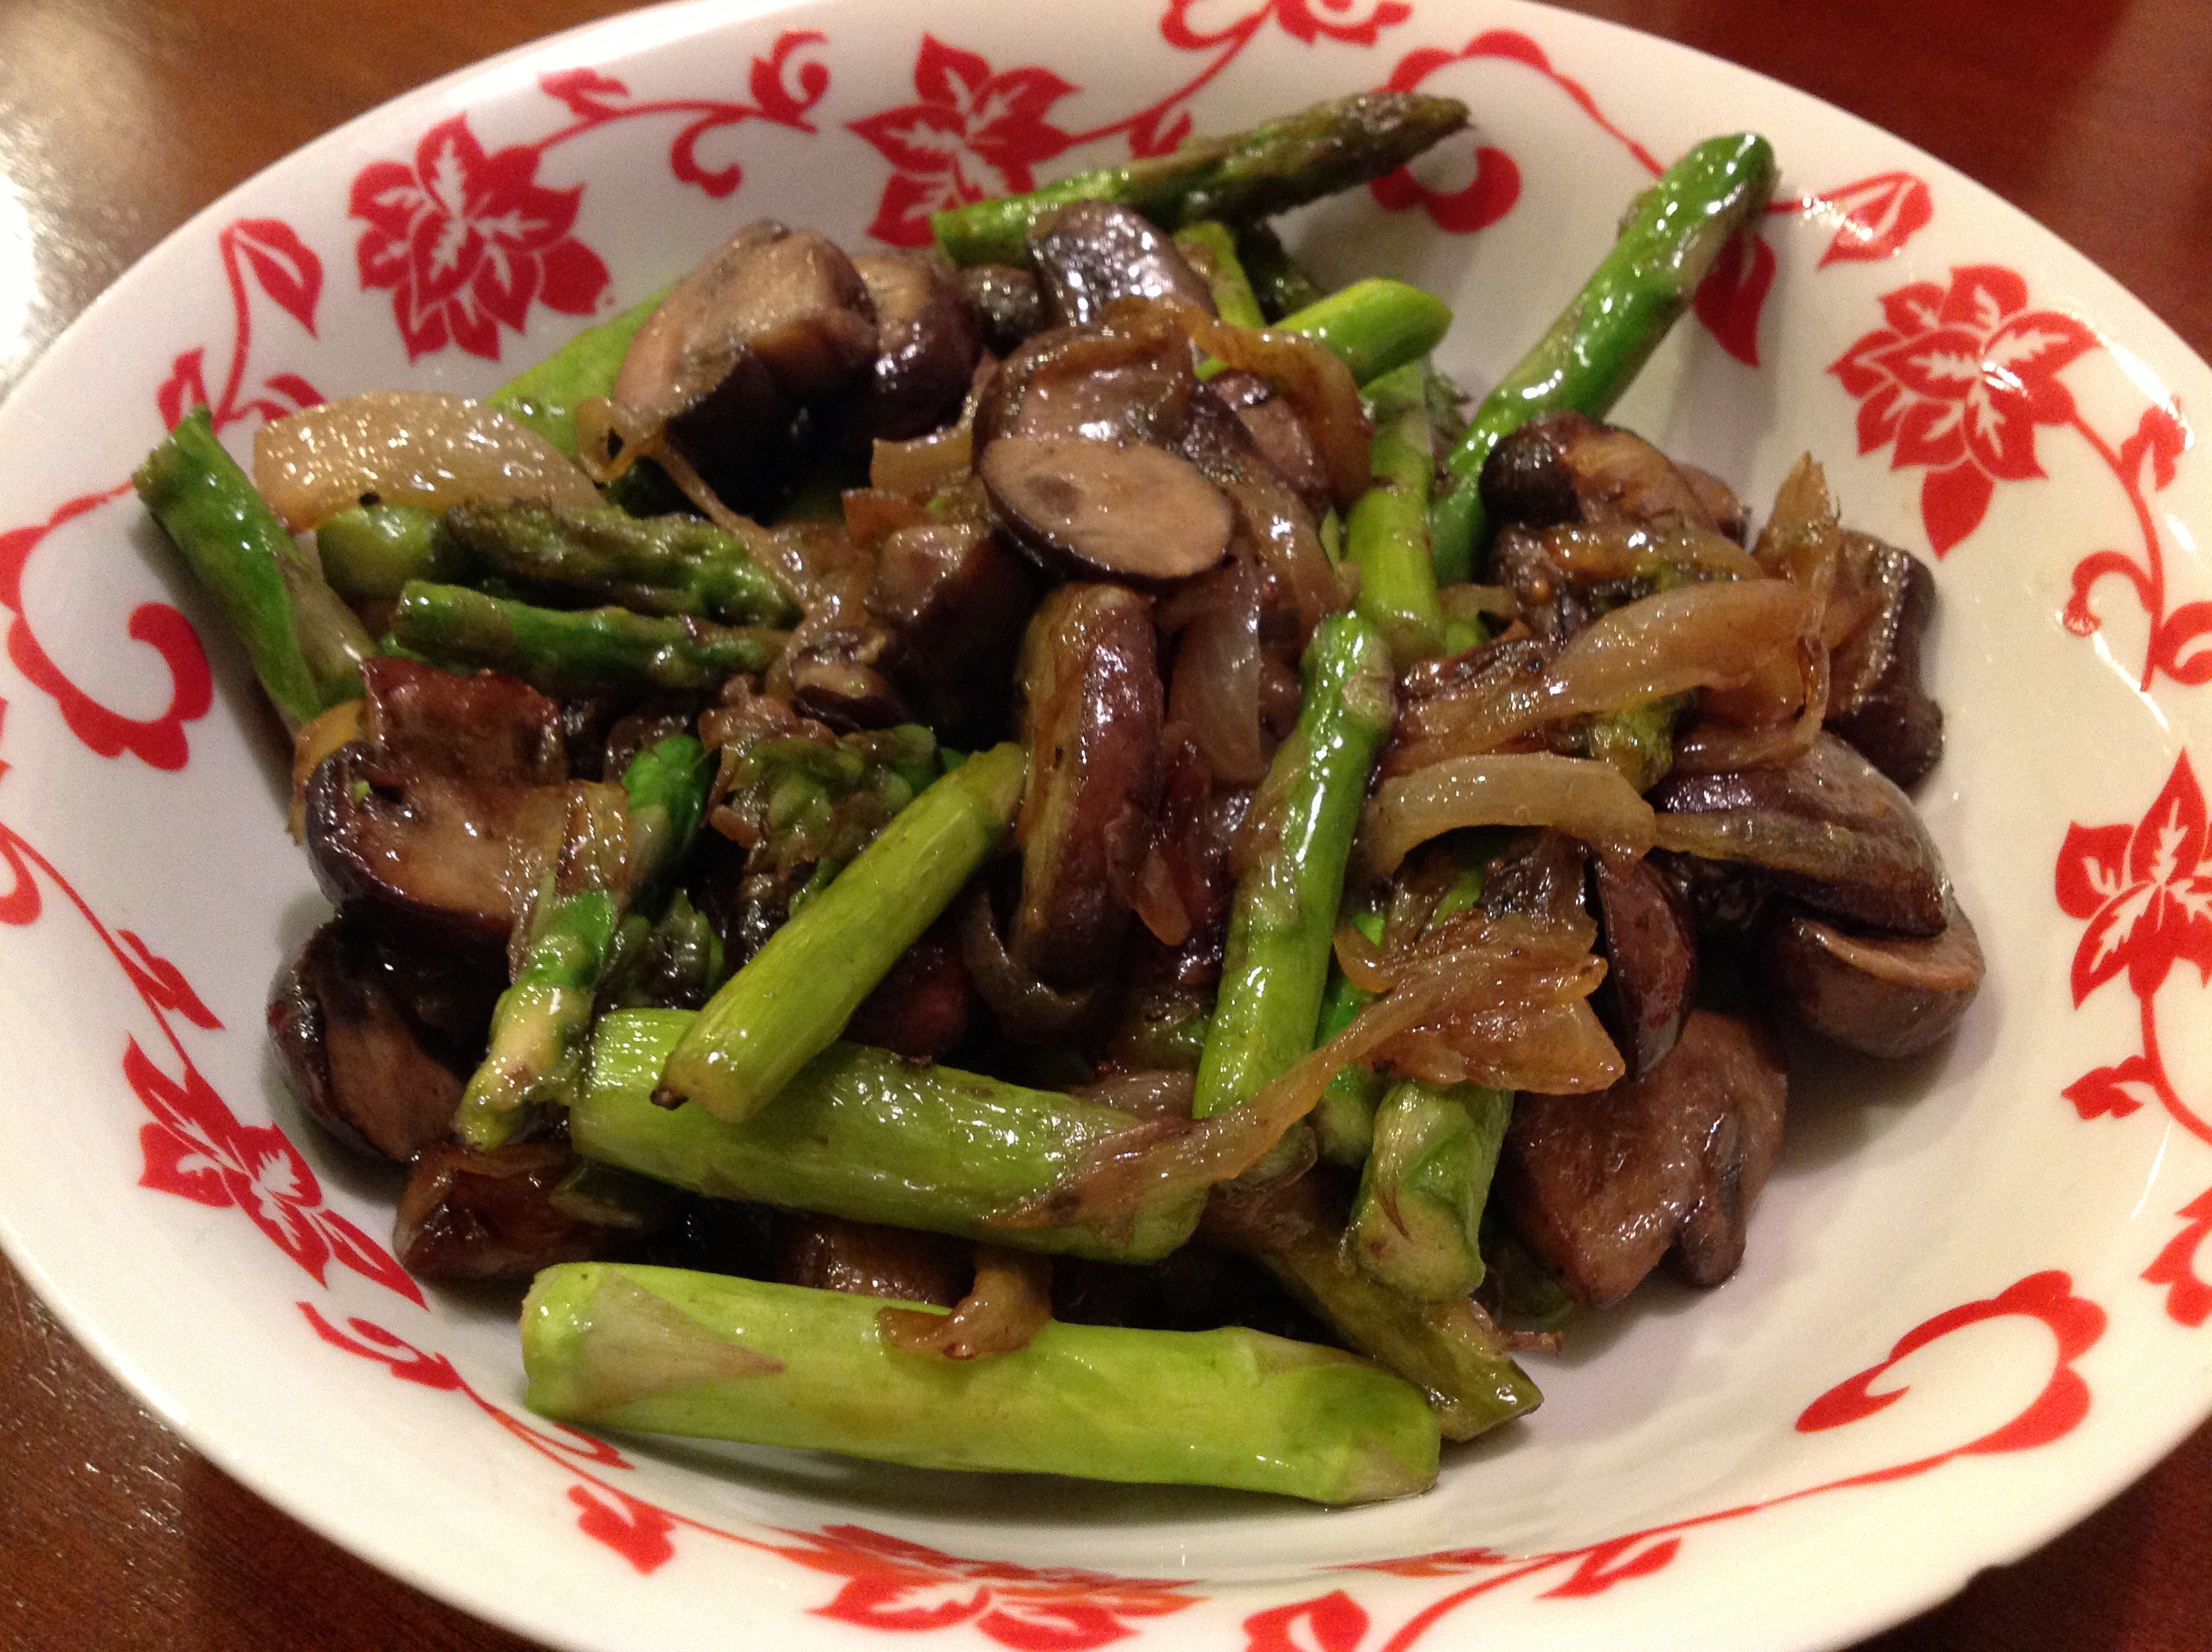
[[1394, 578, 1817, 769], [878, 1246, 1054, 1358], [255, 390, 602, 530], [1361, 753, 1657, 875]]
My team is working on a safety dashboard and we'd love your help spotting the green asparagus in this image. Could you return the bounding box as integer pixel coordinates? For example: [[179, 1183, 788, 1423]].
[[522, 1262, 1441, 1504], [1311, 912, 1385, 1166], [604, 890, 727, 1010], [457, 735, 714, 1151], [1429, 132, 1778, 583], [1236, 220, 1324, 321], [577, 1009, 1204, 1260], [387, 580, 783, 695], [315, 503, 464, 602], [489, 286, 669, 457], [1279, 280, 1455, 387], [1173, 221, 1267, 329], [1196, 615, 1393, 1120], [134, 406, 374, 727], [931, 93, 1469, 265], [1348, 1080, 1511, 1300], [443, 503, 795, 626], [657, 742, 1027, 1123], [1347, 359, 1445, 664]]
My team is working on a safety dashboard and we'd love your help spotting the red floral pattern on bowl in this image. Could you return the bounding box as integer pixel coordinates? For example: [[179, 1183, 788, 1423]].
[[0, 3, 2209, 1649]]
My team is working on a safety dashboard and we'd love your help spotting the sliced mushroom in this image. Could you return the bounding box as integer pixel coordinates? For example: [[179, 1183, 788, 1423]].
[[1481, 410, 1727, 535], [956, 262, 1046, 356], [304, 658, 567, 951], [395, 1140, 628, 1283], [1208, 368, 1333, 521], [1761, 892, 1983, 1056], [1591, 854, 1698, 1078], [1026, 200, 1218, 329], [843, 253, 985, 447], [866, 516, 1044, 740], [1825, 530, 1944, 788], [772, 1212, 967, 1306], [1650, 733, 1950, 936], [976, 316, 1198, 448], [1175, 382, 1342, 632], [846, 919, 976, 1063], [1011, 584, 1165, 990], [1501, 1008, 1788, 1306], [981, 434, 1233, 582], [267, 919, 495, 1162], [612, 221, 877, 504]]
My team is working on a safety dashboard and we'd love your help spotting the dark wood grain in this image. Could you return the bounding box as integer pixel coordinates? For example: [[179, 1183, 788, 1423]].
[[3, 2, 2209, 1648]]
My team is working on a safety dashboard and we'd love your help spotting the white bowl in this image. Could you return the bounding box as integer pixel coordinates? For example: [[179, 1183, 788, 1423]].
[[3, 2, 2210, 1648]]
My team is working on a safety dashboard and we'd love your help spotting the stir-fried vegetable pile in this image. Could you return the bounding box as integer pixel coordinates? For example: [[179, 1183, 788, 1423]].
[[140, 94, 1981, 1506]]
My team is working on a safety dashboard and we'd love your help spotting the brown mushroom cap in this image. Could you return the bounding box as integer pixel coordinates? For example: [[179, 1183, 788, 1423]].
[[266, 919, 493, 1162], [845, 253, 984, 447], [980, 434, 1233, 583], [611, 221, 877, 504], [1761, 894, 1983, 1057], [1650, 733, 1951, 936], [1502, 1008, 1789, 1306], [1591, 853, 1699, 1079], [1026, 200, 1218, 329], [303, 658, 568, 951], [1011, 583, 1165, 990], [396, 1141, 628, 1283]]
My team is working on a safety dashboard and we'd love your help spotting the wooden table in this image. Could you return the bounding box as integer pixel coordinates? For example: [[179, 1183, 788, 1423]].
[[4, 2, 2210, 1646]]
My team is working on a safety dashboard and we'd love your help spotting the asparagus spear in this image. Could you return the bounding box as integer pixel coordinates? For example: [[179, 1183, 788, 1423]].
[[1348, 359, 1444, 664], [522, 1262, 1441, 1504], [1311, 910, 1385, 1167], [1210, 1170, 1539, 1440], [315, 503, 465, 602], [134, 406, 374, 728], [1236, 221, 1324, 321], [1428, 133, 1778, 583], [1196, 615, 1393, 1120], [604, 890, 727, 1010], [443, 503, 795, 626], [576, 1009, 1205, 1260], [457, 735, 714, 1151], [1172, 221, 1267, 329], [488, 285, 669, 457], [931, 92, 1469, 266], [657, 742, 1027, 1123], [387, 579, 783, 695], [1348, 1080, 1512, 1300], [1279, 280, 1454, 388]]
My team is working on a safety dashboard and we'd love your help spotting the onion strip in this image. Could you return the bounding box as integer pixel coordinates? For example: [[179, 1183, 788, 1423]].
[[1360, 753, 1657, 875]]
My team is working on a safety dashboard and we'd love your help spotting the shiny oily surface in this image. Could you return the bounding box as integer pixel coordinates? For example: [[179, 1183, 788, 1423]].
[[4, 2, 2212, 1649]]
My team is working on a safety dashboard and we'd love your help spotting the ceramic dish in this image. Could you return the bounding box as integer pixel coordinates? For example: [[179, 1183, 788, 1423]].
[[3, 2, 2210, 1648]]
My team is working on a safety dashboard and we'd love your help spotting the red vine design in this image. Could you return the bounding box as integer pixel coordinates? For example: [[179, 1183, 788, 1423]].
[[849, 0, 1413, 247], [0, 811, 422, 1305], [350, 30, 830, 360], [303, 1304, 1200, 1644], [0, 215, 324, 773], [2057, 751, 2212, 1326], [1247, 1272, 2104, 1649]]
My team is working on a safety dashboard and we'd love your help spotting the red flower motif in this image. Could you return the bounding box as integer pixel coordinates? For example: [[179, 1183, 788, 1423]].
[[764, 1523, 1195, 1649], [350, 116, 609, 361], [2056, 752, 2212, 1004], [1831, 265, 2098, 554], [130, 1037, 424, 1306], [847, 38, 1075, 247]]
